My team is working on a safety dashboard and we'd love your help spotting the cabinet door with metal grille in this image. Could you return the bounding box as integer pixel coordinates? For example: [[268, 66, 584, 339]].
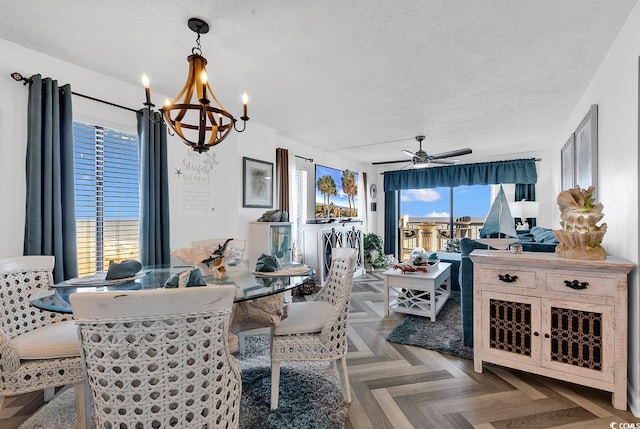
[[321, 228, 343, 279], [541, 298, 614, 383], [481, 291, 541, 364], [344, 226, 363, 270]]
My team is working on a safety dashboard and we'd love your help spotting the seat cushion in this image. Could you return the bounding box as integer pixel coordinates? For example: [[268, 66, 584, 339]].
[[273, 301, 334, 336], [11, 320, 80, 359]]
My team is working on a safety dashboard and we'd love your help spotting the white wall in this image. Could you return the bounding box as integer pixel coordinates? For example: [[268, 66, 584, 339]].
[[0, 38, 370, 258], [551, 2, 640, 416]]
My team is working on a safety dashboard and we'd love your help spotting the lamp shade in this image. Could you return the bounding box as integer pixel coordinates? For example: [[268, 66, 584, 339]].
[[508, 200, 540, 220]]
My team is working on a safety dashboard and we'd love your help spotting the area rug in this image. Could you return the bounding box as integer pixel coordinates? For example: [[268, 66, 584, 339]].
[[386, 290, 473, 360], [19, 335, 348, 429]]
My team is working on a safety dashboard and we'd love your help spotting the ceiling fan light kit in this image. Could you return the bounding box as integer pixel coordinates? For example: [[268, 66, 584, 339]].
[[372, 135, 472, 168]]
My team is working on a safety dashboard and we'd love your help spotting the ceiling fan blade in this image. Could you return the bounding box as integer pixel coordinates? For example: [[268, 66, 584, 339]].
[[429, 148, 472, 160], [429, 159, 457, 165], [372, 159, 410, 165], [401, 149, 416, 158]]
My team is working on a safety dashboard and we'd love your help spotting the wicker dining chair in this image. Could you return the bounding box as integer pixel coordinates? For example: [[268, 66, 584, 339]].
[[70, 285, 241, 429], [0, 256, 85, 417], [270, 247, 357, 410]]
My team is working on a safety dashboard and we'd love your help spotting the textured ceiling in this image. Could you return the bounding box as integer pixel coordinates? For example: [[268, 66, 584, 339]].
[[1, 0, 637, 166]]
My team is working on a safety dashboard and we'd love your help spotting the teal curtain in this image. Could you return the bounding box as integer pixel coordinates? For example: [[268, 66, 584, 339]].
[[384, 190, 397, 254], [383, 158, 538, 192], [137, 108, 170, 266], [382, 158, 538, 259], [24, 75, 78, 283]]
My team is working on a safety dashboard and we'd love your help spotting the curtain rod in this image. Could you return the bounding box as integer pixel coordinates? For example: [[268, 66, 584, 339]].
[[295, 154, 314, 162], [11, 72, 139, 113]]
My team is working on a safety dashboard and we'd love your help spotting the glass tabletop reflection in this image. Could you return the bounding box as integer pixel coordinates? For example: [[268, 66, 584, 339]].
[[29, 264, 312, 314]]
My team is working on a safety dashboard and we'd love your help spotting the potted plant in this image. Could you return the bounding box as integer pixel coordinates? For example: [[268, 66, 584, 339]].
[[363, 233, 386, 270]]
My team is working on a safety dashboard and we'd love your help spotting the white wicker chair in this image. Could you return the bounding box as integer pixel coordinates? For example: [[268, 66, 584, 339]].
[[0, 256, 85, 416], [270, 247, 357, 409], [70, 286, 241, 428]]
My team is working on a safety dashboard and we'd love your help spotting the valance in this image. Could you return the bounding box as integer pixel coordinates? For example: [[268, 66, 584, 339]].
[[383, 158, 537, 192]]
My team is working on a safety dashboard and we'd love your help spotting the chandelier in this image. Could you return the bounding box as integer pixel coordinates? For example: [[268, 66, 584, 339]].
[[146, 18, 249, 153]]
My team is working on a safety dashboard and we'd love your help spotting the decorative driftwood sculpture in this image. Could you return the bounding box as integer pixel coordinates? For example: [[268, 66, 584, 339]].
[[553, 186, 607, 260], [230, 294, 286, 333]]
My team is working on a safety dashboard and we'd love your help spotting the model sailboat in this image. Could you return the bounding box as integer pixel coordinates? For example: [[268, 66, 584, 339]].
[[476, 186, 520, 250]]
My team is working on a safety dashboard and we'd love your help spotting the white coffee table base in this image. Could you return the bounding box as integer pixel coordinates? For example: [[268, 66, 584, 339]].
[[383, 263, 451, 321]]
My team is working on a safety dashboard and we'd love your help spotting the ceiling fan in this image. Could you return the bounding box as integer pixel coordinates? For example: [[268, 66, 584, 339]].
[[372, 135, 472, 168]]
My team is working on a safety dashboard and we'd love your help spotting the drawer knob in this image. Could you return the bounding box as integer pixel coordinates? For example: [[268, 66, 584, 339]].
[[498, 274, 518, 283], [544, 333, 550, 339], [564, 279, 589, 290]]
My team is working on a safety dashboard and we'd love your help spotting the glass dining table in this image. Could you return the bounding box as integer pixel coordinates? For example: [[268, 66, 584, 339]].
[[29, 263, 313, 314]]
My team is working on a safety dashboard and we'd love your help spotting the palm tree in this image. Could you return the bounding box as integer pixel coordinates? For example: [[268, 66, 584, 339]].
[[317, 175, 337, 218], [341, 171, 357, 216]]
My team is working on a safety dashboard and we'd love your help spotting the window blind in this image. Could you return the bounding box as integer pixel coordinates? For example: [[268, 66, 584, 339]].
[[73, 121, 140, 275], [291, 168, 308, 261]]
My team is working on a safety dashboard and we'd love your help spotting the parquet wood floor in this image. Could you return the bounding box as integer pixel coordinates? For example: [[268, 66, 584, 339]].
[[2, 272, 639, 428]]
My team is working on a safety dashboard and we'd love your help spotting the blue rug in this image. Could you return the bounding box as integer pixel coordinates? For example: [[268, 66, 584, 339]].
[[386, 291, 473, 360], [238, 336, 348, 429]]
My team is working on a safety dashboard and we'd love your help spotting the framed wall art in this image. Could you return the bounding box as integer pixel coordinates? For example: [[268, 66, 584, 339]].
[[243, 157, 273, 208], [573, 104, 598, 192], [560, 134, 575, 191]]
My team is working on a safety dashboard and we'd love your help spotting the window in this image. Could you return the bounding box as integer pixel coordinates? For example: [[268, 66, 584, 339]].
[[399, 184, 492, 251], [291, 167, 308, 262], [400, 185, 492, 220], [73, 121, 140, 275]]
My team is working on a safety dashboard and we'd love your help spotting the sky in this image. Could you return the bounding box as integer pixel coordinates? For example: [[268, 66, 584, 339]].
[[400, 185, 492, 218]]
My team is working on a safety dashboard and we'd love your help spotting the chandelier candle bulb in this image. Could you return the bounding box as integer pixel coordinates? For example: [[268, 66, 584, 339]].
[[201, 71, 208, 101], [242, 92, 249, 118], [141, 73, 151, 105]]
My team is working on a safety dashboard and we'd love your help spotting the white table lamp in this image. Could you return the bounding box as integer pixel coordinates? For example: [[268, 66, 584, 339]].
[[508, 199, 540, 230]]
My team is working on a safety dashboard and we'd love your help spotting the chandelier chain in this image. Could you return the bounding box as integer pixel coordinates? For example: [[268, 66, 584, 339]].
[[192, 31, 202, 56]]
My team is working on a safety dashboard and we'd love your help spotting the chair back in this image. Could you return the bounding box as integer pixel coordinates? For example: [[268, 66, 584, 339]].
[[316, 248, 357, 345], [70, 286, 240, 429], [0, 256, 59, 338]]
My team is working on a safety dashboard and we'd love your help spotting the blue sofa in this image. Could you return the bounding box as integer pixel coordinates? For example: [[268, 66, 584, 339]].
[[459, 226, 559, 347]]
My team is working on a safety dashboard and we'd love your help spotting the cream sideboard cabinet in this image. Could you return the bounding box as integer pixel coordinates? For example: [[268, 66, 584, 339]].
[[248, 222, 292, 266], [302, 221, 364, 283], [470, 250, 634, 410]]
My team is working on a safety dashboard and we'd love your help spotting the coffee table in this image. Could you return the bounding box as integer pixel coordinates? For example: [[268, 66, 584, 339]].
[[383, 262, 451, 321]]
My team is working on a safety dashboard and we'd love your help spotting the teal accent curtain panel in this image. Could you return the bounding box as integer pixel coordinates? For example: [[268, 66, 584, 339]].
[[383, 158, 538, 192], [137, 108, 170, 266], [384, 190, 397, 255], [24, 74, 78, 283]]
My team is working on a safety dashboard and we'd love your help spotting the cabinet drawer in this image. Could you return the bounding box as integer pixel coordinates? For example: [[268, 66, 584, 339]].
[[545, 272, 615, 298], [480, 267, 537, 289]]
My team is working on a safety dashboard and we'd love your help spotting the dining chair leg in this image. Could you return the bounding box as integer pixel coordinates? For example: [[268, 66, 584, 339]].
[[0, 396, 4, 413], [270, 360, 281, 410], [74, 381, 91, 429], [43, 386, 55, 402], [337, 356, 351, 403]]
